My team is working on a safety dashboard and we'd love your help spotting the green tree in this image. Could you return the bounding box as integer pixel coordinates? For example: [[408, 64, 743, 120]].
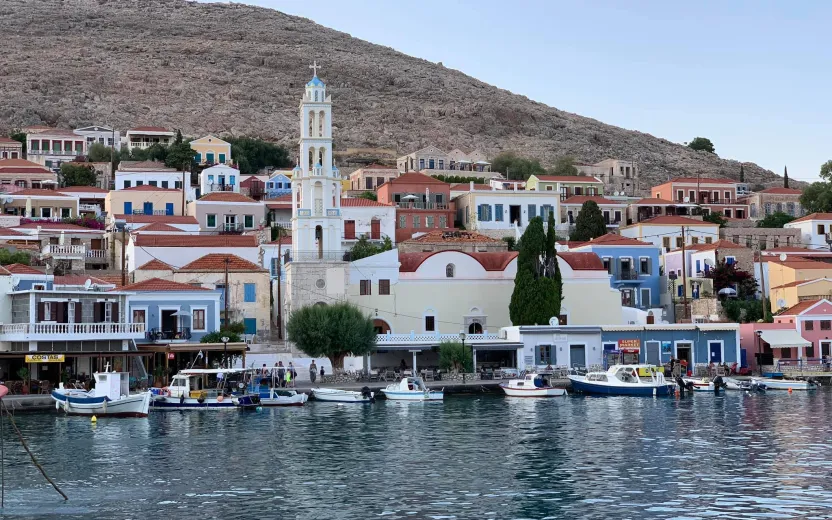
[[549, 156, 579, 176], [688, 137, 716, 154], [438, 341, 473, 373], [724, 300, 771, 323], [800, 182, 832, 213], [783, 165, 789, 188], [87, 142, 114, 162], [349, 235, 393, 261], [0, 249, 31, 265], [226, 137, 292, 175], [286, 302, 376, 368], [739, 164, 745, 183], [59, 163, 96, 187], [491, 152, 547, 181], [165, 139, 196, 170], [145, 143, 168, 163], [570, 200, 607, 241], [9, 131, 26, 156], [820, 160, 832, 182], [357, 191, 377, 201], [757, 211, 795, 228], [546, 210, 563, 306], [200, 330, 242, 343], [708, 260, 758, 299], [509, 217, 560, 325], [703, 211, 728, 228]]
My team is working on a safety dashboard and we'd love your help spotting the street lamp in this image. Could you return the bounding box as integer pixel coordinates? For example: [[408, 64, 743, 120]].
[[221, 336, 230, 369], [459, 332, 467, 383]]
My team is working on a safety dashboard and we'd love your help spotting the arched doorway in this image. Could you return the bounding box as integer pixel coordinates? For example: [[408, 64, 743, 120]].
[[373, 319, 391, 334], [468, 322, 483, 334], [315, 225, 323, 259]]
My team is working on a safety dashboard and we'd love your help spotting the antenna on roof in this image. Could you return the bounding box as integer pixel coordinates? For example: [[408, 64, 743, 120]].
[[777, 298, 786, 309], [84, 279, 92, 290], [779, 253, 787, 262], [683, 196, 690, 203]]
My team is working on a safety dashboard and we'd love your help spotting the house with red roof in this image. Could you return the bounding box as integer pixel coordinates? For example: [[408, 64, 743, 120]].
[[188, 191, 266, 233], [126, 233, 260, 272], [784, 213, 832, 249], [198, 164, 240, 196], [124, 127, 176, 149], [0, 136, 23, 160], [651, 177, 748, 219], [742, 187, 804, 220], [559, 195, 628, 232], [376, 172, 454, 242], [349, 164, 398, 192], [25, 128, 86, 170], [627, 197, 700, 225], [525, 174, 604, 199], [0, 158, 58, 189], [619, 215, 720, 253], [3, 189, 79, 219]]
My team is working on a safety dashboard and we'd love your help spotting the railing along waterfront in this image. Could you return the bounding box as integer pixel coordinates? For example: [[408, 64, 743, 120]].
[[0, 322, 145, 335]]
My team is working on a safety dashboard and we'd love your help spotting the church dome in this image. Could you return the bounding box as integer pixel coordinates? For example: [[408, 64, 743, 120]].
[[306, 76, 324, 87], [292, 164, 302, 173]]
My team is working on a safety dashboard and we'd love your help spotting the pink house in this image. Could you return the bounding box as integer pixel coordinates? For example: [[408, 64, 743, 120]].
[[775, 299, 832, 360]]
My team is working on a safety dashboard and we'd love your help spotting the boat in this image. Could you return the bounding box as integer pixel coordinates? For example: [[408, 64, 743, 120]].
[[312, 387, 375, 403], [52, 370, 152, 417], [500, 373, 567, 397], [380, 377, 443, 401], [682, 377, 715, 392], [751, 377, 817, 390], [233, 394, 262, 410], [568, 364, 675, 396], [254, 388, 309, 407], [724, 377, 766, 391], [150, 368, 248, 410]]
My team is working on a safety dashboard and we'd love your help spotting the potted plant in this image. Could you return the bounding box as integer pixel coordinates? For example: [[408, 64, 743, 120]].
[[152, 366, 165, 388], [17, 366, 30, 394]]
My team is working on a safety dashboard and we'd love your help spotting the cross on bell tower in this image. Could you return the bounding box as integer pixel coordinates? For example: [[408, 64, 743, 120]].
[[309, 60, 321, 77]]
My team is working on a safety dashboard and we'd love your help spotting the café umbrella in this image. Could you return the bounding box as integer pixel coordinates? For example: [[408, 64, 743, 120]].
[[718, 287, 737, 296]]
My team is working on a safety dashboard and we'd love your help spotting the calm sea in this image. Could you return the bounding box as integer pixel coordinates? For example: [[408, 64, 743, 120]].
[[1, 392, 832, 519]]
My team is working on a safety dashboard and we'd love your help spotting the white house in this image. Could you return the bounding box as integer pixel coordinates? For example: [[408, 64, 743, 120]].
[[453, 188, 561, 239], [114, 165, 196, 201], [619, 215, 720, 254], [124, 127, 176, 150], [74, 126, 120, 151], [126, 233, 260, 272], [199, 164, 240, 196], [502, 325, 603, 371], [784, 213, 832, 250], [341, 198, 396, 246]]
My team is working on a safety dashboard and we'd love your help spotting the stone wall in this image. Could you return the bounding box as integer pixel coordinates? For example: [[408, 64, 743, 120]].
[[720, 227, 801, 250], [284, 260, 348, 316]]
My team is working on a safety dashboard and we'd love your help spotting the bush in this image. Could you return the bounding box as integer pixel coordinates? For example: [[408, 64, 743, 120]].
[[0, 249, 31, 265], [438, 341, 472, 373]]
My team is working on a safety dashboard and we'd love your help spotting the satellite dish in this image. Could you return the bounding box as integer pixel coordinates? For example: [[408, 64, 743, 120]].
[[777, 298, 786, 309], [548, 317, 559, 326], [84, 279, 92, 290], [683, 196, 690, 203], [779, 253, 787, 262]]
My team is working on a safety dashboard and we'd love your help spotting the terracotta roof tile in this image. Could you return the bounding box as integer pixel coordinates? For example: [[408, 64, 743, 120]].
[[136, 259, 175, 271], [777, 299, 829, 317], [558, 252, 605, 270], [115, 214, 198, 225], [135, 222, 187, 233], [117, 277, 212, 292], [0, 137, 22, 144], [575, 233, 654, 247], [632, 197, 682, 205], [387, 172, 447, 185], [403, 230, 501, 244], [198, 192, 259, 203], [0, 227, 30, 237], [12, 189, 68, 197], [533, 175, 603, 183], [561, 195, 623, 205], [93, 274, 125, 287], [56, 186, 109, 193], [134, 234, 257, 247], [53, 275, 114, 286], [788, 213, 832, 224], [759, 187, 802, 195], [178, 253, 266, 272], [340, 198, 392, 207], [771, 278, 832, 290], [2, 263, 45, 275], [398, 251, 517, 272], [768, 258, 832, 269]]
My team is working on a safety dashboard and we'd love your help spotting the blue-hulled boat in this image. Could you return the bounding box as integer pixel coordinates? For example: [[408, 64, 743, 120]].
[[52, 370, 152, 417], [568, 364, 675, 396]]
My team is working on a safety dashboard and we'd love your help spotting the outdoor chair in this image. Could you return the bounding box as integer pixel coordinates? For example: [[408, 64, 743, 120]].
[[424, 370, 434, 381], [39, 380, 51, 394], [368, 369, 380, 382]]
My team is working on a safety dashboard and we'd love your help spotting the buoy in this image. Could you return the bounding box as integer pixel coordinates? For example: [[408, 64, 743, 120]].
[[788, 388, 793, 393], [91, 415, 97, 423], [217, 395, 224, 402], [256, 406, 263, 412]]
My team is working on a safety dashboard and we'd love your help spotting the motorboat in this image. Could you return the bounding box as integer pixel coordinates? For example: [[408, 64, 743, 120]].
[[682, 377, 715, 392], [724, 377, 766, 391], [253, 388, 308, 406], [52, 370, 151, 417], [500, 373, 567, 397], [150, 368, 248, 410], [568, 364, 675, 396], [380, 377, 443, 401], [751, 377, 817, 391], [312, 387, 375, 403]]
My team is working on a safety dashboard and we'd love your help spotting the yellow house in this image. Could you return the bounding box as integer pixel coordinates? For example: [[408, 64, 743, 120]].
[[105, 186, 185, 217], [526, 174, 604, 199], [767, 259, 832, 310], [190, 135, 232, 166], [769, 276, 832, 312]]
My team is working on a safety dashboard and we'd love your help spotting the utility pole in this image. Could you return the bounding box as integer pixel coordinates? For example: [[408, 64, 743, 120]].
[[696, 172, 701, 206], [182, 169, 186, 216], [758, 245, 768, 320], [680, 226, 690, 322], [121, 227, 127, 287], [276, 261, 283, 340], [224, 256, 230, 326]]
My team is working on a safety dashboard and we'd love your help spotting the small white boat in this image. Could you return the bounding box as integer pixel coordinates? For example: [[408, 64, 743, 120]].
[[724, 377, 766, 391], [500, 373, 566, 397], [312, 387, 375, 403], [257, 388, 309, 406], [682, 377, 715, 392], [52, 370, 151, 417], [751, 377, 816, 391], [380, 377, 443, 401], [569, 364, 675, 396]]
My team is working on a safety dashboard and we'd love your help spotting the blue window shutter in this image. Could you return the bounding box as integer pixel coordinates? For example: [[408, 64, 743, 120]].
[[677, 285, 683, 297], [244, 318, 256, 334], [477, 205, 483, 221], [195, 153, 202, 163], [528, 205, 536, 219], [229, 175, 236, 185], [695, 260, 701, 272], [244, 283, 256, 302], [206, 153, 215, 163], [218, 153, 226, 164], [727, 257, 735, 265], [123, 201, 132, 215], [165, 203, 174, 216], [495, 204, 503, 221], [534, 345, 540, 364], [143, 202, 153, 215]]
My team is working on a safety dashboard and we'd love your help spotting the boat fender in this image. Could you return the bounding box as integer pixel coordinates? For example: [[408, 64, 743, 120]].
[[179, 393, 185, 404], [197, 396, 205, 404], [217, 395, 224, 402]]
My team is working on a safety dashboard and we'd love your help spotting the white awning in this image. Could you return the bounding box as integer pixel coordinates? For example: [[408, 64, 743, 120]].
[[759, 329, 811, 349]]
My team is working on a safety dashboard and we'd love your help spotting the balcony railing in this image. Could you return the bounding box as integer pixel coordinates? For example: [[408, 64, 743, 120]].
[[326, 209, 341, 217], [0, 322, 145, 338], [130, 209, 168, 216], [617, 269, 641, 280], [395, 202, 450, 210], [43, 244, 86, 258], [285, 250, 353, 262], [146, 327, 191, 341], [297, 209, 311, 217], [79, 203, 101, 212], [376, 332, 499, 343], [28, 149, 82, 157], [219, 223, 244, 234], [86, 249, 107, 259], [206, 183, 236, 192]]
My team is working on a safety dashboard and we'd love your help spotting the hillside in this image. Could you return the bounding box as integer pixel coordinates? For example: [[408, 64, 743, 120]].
[[0, 0, 786, 190]]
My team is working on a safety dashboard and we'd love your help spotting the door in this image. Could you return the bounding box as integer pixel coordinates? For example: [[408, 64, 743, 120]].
[[370, 219, 380, 239], [709, 342, 722, 363], [509, 205, 521, 226], [206, 152, 215, 164], [165, 203, 174, 216], [569, 345, 586, 368], [143, 201, 153, 215], [645, 341, 661, 366], [225, 214, 237, 231], [90, 238, 103, 251], [676, 344, 692, 373], [822, 341, 832, 360], [123, 201, 133, 215], [344, 220, 356, 239], [244, 318, 257, 335]]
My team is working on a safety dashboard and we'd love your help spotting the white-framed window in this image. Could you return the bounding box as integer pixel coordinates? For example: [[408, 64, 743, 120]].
[[132, 309, 146, 324], [639, 257, 650, 275], [206, 214, 217, 228], [68, 301, 76, 324], [192, 308, 206, 331], [104, 302, 112, 323], [33, 284, 45, 291], [41, 207, 52, 218]]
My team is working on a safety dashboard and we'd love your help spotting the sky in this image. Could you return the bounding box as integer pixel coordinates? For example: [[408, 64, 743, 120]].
[[203, 0, 831, 181]]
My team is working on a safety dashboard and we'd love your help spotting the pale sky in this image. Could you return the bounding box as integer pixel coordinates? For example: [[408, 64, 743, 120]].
[[203, 0, 831, 181]]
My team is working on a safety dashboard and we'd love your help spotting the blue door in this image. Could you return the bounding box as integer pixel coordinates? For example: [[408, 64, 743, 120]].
[[123, 201, 133, 215], [165, 203, 174, 216], [206, 153, 215, 164], [143, 202, 153, 215], [244, 318, 256, 335], [709, 342, 722, 363]]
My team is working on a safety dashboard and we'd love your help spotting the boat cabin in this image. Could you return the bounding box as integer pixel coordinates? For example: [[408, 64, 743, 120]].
[[167, 368, 249, 398], [94, 370, 130, 400]]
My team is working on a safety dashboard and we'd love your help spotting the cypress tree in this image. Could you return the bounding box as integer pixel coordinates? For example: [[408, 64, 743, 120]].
[[570, 200, 607, 241], [546, 210, 564, 307], [784, 165, 789, 188], [739, 164, 745, 183], [509, 217, 560, 325]]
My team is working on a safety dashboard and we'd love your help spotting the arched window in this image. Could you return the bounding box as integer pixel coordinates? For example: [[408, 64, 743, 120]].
[[314, 90, 319, 102], [446, 264, 455, 278], [308, 111, 314, 137], [786, 202, 795, 216], [318, 110, 325, 137], [468, 322, 483, 334]]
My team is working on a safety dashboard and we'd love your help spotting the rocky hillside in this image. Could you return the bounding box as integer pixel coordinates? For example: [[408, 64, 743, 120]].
[[0, 0, 786, 190]]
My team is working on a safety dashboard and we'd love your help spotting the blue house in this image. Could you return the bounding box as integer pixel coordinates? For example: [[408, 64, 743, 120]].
[[122, 278, 222, 344], [601, 324, 740, 368], [265, 172, 292, 199], [571, 233, 662, 309]]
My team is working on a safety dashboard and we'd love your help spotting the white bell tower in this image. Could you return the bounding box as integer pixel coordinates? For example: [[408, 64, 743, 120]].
[[291, 61, 343, 258]]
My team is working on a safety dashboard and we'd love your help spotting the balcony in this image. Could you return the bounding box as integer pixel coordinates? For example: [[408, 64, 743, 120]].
[[43, 244, 86, 259], [86, 249, 108, 264], [615, 269, 642, 282], [28, 149, 82, 157], [79, 203, 101, 215], [395, 202, 450, 210], [146, 327, 191, 342], [219, 223, 244, 234], [0, 322, 145, 341], [206, 183, 236, 193], [285, 250, 352, 263], [130, 209, 168, 216]]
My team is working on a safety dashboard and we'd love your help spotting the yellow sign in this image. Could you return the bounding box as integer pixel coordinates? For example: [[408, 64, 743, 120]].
[[25, 354, 65, 363]]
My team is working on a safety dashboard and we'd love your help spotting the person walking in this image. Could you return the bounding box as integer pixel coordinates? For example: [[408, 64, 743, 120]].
[[309, 360, 318, 384], [287, 362, 297, 388], [320, 364, 325, 383], [277, 361, 286, 388], [284, 366, 292, 388]]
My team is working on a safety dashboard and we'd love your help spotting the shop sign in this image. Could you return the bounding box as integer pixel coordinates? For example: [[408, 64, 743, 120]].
[[618, 339, 640, 353], [167, 353, 175, 360], [25, 354, 65, 363]]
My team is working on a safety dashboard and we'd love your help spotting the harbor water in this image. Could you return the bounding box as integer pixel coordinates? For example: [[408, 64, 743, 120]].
[[3, 391, 832, 519]]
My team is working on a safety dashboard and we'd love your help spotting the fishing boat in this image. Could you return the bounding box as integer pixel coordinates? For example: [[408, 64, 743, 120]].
[[380, 377, 443, 401], [751, 377, 816, 390], [312, 387, 375, 403], [500, 373, 567, 397], [150, 368, 247, 410], [52, 370, 152, 417], [568, 364, 675, 396]]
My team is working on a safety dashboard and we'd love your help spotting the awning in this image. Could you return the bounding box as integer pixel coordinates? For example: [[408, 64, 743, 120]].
[[759, 330, 811, 349]]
